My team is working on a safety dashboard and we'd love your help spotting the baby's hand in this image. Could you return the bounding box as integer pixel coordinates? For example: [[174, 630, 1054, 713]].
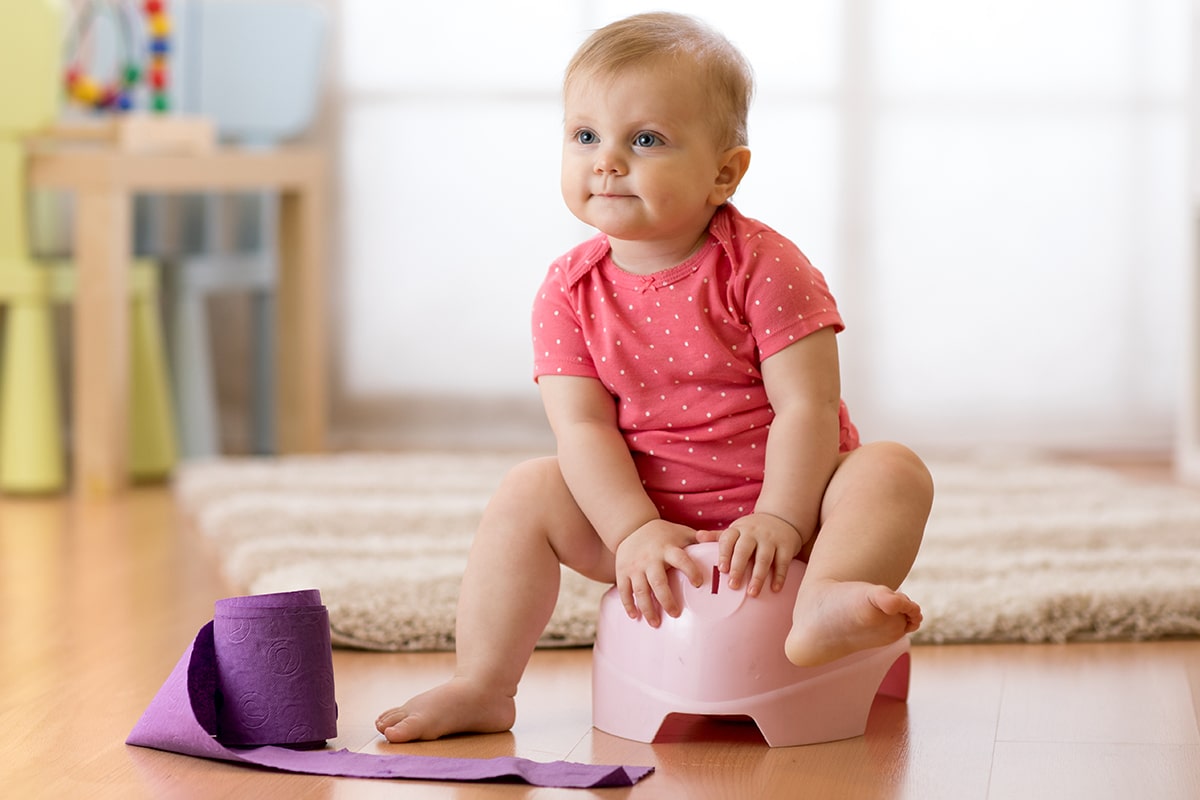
[[614, 520, 705, 627], [696, 513, 806, 597]]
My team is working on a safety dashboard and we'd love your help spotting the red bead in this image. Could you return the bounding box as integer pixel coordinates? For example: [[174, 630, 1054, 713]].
[[145, 0, 164, 14]]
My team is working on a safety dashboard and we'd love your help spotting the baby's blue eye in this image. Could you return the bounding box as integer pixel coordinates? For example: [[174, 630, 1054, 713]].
[[576, 130, 597, 145], [634, 132, 661, 147]]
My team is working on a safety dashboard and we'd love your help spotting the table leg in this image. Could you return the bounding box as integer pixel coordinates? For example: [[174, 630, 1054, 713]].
[[72, 189, 131, 497], [276, 180, 327, 453]]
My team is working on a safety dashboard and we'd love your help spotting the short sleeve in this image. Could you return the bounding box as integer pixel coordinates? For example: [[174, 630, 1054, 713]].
[[531, 260, 599, 382], [740, 238, 843, 361]]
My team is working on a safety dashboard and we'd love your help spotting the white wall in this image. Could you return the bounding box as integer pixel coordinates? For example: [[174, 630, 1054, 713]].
[[335, 0, 1190, 452]]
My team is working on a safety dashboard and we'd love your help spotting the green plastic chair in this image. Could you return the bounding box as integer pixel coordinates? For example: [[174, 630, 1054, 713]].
[[0, 0, 176, 492]]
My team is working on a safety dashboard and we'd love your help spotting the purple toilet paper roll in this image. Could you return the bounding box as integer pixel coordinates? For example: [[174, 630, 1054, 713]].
[[209, 590, 338, 747], [127, 590, 652, 789]]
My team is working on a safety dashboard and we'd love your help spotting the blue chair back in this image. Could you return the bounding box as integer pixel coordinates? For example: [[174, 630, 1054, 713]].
[[175, 0, 327, 145]]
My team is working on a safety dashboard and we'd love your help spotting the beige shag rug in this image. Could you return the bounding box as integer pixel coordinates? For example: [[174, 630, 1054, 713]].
[[175, 452, 1200, 651]]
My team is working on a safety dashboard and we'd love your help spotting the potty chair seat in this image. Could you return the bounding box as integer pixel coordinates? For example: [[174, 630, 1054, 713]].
[[592, 542, 910, 747]]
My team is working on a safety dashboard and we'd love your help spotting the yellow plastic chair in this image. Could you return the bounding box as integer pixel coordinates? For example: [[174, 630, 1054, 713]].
[[0, 0, 176, 492]]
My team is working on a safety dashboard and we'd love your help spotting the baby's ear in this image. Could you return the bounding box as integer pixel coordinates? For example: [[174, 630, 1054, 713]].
[[710, 146, 752, 205]]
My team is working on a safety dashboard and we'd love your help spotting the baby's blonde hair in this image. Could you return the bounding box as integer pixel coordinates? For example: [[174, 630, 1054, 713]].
[[563, 12, 755, 149]]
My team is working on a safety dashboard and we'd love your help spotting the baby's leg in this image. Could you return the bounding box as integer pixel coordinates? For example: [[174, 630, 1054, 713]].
[[376, 457, 613, 742], [785, 442, 933, 667]]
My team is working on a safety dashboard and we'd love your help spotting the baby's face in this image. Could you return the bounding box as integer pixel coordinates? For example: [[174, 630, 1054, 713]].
[[561, 58, 733, 265]]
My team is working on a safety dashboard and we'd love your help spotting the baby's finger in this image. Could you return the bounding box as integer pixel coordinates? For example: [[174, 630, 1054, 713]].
[[646, 565, 677, 623], [631, 573, 657, 617], [770, 554, 793, 592], [746, 545, 779, 597], [618, 577, 640, 620], [664, 546, 705, 590], [727, 531, 758, 590], [715, 527, 740, 574]]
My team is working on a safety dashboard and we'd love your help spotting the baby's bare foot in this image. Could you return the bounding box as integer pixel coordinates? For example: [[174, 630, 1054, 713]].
[[375, 677, 516, 742], [785, 579, 921, 667]]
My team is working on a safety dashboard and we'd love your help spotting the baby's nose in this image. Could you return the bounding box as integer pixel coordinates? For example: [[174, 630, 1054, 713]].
[[594, 146, 626, 174]]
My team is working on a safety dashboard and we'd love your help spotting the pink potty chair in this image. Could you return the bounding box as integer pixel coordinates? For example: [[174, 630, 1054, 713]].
[[592, 542, 911, 747]]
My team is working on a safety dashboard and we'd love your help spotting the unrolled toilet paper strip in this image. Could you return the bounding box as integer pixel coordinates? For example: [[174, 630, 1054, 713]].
[[127, 590, 653, 789]]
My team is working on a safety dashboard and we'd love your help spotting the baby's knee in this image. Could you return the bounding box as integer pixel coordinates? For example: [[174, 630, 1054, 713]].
[[495, 456, 567, 501], [881, 442, 932, 495], [855, 442, 934, 508], [487, 456, 579, 525]]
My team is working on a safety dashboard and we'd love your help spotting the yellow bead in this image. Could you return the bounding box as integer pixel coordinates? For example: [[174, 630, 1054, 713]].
[[149, 14, 171, 37], [72, 77, 102, 103]]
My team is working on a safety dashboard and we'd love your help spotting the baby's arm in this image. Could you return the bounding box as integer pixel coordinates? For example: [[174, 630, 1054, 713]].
[[538, 375, 704, 625], [700, 327, 842, 595]]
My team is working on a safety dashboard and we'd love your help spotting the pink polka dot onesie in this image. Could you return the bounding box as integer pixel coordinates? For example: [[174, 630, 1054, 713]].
[[532, 204, 860, 530]]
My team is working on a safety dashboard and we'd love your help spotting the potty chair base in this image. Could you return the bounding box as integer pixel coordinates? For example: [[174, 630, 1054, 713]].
[[591, 542, 911, 747]]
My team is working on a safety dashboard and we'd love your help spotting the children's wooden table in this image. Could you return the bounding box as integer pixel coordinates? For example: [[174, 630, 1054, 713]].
[[27, 124, 329, 497]]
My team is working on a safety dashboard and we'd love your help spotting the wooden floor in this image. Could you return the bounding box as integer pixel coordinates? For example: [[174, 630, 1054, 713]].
[[2, 461, 1199, 799]]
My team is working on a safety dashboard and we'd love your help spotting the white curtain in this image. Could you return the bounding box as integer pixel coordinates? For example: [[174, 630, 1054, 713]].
[[337, 0, 1190, 451]]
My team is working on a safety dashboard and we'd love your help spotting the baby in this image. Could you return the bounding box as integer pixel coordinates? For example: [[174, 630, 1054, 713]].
[[377, 11, 933, 743]]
